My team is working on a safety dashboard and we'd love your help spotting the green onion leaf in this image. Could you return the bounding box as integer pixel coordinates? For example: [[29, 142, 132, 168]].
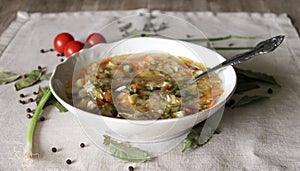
[[35, 86, 67, 112]]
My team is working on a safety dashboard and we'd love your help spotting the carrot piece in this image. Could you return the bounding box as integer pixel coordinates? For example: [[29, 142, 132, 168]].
[[132, 83, 139, 90], [132, 63, 143, 71], [99, 57, 112, 66], [143, 55, 151, 64], [207, 99, 217, 109], [104, 92, 112, 103], [104, 102, 111, 107], [95, 98, 105, 106], [201, 89, 224, 99]]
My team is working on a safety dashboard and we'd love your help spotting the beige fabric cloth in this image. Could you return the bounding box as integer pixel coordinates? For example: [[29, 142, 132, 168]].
[[0, 9, 300, 170]]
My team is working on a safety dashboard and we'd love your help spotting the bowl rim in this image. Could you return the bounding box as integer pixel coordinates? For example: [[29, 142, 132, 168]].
[[50, 37, 237, 124]]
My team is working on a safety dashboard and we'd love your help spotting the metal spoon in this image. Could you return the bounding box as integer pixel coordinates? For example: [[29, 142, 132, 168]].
[[189, 35, 285, 84]]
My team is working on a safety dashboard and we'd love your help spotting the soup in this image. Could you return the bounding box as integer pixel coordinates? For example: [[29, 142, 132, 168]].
[[67, 53, 223, 120]]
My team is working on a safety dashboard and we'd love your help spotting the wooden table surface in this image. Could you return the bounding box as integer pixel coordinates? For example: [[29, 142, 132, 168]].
[[1, 0, 300, 36]]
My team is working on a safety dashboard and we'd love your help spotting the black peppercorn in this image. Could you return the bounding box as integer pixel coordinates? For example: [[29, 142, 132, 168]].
[[19, 93, 25, 98], [40, 116, 45, 121], [80, 143, 85, 148], [26, 108, 32, 113], [66, 159, 72, 165], [267, 88, 273, 94], [57, 53, 64, 57], [214, 129, 221, 134], [33, 91, 38, 95], [37, 66, 42, 70], [40, 49, 45, 53], [128, 166, 134, 171], [52, 147, 57, 152], [19, 100, 25, 104], [26, 114, 32, 119], [29, 98, 34, 102], [60, 58, 64, 62], [50, 48, 54, 51]]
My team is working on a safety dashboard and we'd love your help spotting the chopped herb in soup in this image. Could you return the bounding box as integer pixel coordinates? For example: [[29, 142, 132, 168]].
[[67, 53, 223, 120]]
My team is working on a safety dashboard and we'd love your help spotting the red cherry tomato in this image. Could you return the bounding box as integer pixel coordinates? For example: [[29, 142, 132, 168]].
[[63, 41, 84, 57], [85, 33, 106, 48], [53, 33, 74, 53]]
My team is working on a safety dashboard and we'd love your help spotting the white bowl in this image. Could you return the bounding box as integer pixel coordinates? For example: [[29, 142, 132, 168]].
[[50, 37, 236, 143]]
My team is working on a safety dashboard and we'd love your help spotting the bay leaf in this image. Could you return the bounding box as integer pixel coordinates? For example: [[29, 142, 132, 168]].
[[232, 95, 269, 108], [0, 72, 21, 85], [103, 135, 152, 163], [235, 82, 260, 94], [119, 22, 132, 32], [182, 121, 212, 152], [14, 69, 42, 90], [235, 68, 280, 86]]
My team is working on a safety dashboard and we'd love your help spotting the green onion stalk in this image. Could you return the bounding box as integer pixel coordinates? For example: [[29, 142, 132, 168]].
[[213, 46, 254, 50], [127, 30, 256, 50], [179, 35, 256, 42], [24, 88, 52, 159]]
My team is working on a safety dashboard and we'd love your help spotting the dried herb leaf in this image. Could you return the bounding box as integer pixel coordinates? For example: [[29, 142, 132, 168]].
[[0, 72, 21, 85], [235, 82, 260, 94], [235, 68, 280, 86], [14, 69, 42, 90], [35, 86, 67, 112], [40, 72, 52, 81], [232, 95, 269, 108], [119, 22, 132, 32], [103, 135, 152, 163], [182, 121, 212, 152]]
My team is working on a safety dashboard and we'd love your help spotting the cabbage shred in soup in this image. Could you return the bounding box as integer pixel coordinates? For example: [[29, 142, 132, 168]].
[[68, 53, 223, 120]]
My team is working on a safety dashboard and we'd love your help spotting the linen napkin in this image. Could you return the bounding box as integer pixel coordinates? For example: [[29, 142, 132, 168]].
[[0, 9, 300, 170]]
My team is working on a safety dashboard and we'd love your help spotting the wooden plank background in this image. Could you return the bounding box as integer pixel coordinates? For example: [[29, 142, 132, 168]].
[[0, 0, 299, 35]]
